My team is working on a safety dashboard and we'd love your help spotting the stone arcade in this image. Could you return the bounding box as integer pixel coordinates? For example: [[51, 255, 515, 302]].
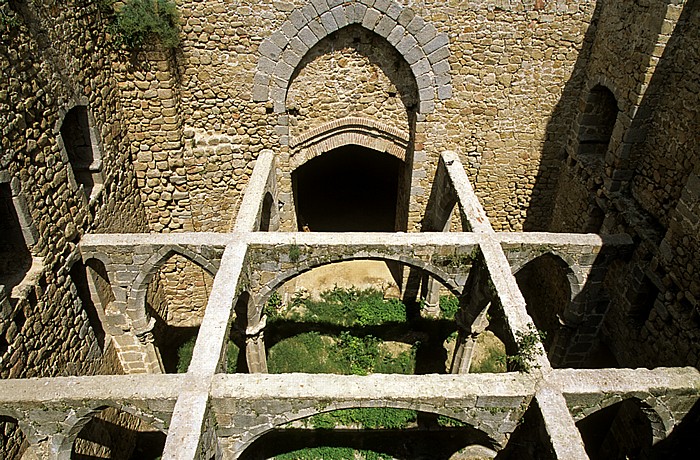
[[1, 0, 699, 459]]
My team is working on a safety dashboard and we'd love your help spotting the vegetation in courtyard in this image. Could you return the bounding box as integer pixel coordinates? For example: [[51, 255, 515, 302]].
[[176, 336, 239, 373], [306, 408, 416, 430], [266, 286, 407, 326], [439, 294, 460, 320], [274, 447, 391, 460], [102, 0, 180, 49]]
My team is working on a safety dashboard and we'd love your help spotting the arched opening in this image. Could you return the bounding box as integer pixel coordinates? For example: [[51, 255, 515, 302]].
[[257, 261, 460, 375], [145, 254, 214, 373], [60, 105, 104, 200], [292, 146, 402, 231], [71, 407, 165, 460], [0, 415, 28, 460], [576, 400, 655, 460], [258, 192, 275, 232], [0, 182, 32, 295], [514, 254, 572, 358], [495, 399, 556, 460], [577, 85, 619, 158], [239, 409, 496, 460], [70, 260, 106, 351]]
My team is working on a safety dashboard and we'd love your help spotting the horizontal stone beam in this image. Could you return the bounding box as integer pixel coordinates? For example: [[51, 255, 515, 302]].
[[0, 375, 183, 405], [210, 373, 536, 402]]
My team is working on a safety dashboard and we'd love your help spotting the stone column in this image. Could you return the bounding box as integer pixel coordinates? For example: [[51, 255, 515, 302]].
[[422, 276, 441, 318], [245, 316, 268, 374], [449, 259, 491, 374], [450, 303, 490, 374]]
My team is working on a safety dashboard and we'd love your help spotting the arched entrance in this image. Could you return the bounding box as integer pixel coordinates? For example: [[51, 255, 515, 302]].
[[292, 145, 402, 232]]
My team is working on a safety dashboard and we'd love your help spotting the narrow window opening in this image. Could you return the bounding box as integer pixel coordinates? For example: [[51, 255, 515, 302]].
[[60, 106, 104, 200], [629, 276, 660, 326], [577, 85, 619, 157], [0, 183, 32, 294]]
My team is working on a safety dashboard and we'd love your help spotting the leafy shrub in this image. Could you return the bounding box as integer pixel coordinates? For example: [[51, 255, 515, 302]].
[[109, 0, 180, 49], [505, 325, 546, 372], [336, 332, 380, 375], [292, 287, 405, 326], [439, 294, 460, 320]]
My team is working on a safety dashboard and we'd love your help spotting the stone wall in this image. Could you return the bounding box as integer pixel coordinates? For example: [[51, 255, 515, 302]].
[[549, 0, 700, 369], [0, 0, 150, 455], [119, 0, 596, 233], [287, 24, 416, 137]]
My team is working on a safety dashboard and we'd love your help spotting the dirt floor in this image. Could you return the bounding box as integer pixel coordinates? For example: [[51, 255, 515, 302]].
[[281, 260, 401, 301]]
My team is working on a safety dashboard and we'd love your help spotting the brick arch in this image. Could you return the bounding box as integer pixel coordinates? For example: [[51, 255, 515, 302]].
[[58, 404, 168, 459], [129, 245, 219, 333], [251, 255, 462, 325], [574, 396, 670, 443], [236, 401, 504, 456], [252, 1, 451, 114], [510, 251, 584, 301], [290, 117, 410, 169]]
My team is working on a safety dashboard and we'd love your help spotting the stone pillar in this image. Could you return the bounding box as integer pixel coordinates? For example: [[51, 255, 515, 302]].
[[450, 303, 490, 374], [422, 276, 441, 318], [245, 316, 268, 374], [449, 259, 491, 374]]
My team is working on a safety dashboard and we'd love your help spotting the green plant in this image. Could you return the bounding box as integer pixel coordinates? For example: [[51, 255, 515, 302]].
[[275, 446, 391, 460], [226, 341, 240, 373], [504, 325, 546, 372], [470, 346, 507, 373], [0, 0, 19, 33], [437, 415, 467, 427], [439, 294, 460, 320], [336, 332, 380, 375], [109, 0, 180, 49], [288, 244, 301, 262], [176, 336, 195, 373], [264, 291, 283, 319], [307, 408, 416, 430]]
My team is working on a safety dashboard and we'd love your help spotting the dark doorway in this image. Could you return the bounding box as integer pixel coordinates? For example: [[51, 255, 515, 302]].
[[293, 145, 401, 232], [0, 183, 32, 294]]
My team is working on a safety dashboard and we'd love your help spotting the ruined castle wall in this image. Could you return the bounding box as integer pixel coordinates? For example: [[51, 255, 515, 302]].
[[0, 1, 150, 456], [124, 0, 596, 233], [0, 0, 147, 382], [549, 1, 700, 368]]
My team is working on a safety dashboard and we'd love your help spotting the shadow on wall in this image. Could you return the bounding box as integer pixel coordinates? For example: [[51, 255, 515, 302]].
[[523, 1, 603, 231]]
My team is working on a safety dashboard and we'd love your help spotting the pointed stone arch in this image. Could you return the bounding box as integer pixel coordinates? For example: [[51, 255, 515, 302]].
[[253, 0, 452, 115], [290, 117, 410, 169], [129, 246, 219, 332]]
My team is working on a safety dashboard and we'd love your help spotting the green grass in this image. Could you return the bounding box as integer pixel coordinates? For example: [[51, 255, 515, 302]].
[[271, 287, 406, 327], [470, 344, 507, 373], [176, 336, 239, 373], [275, 447, 391, 460], [306, 408, 416, 430], [267, 331, 416, 375]]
